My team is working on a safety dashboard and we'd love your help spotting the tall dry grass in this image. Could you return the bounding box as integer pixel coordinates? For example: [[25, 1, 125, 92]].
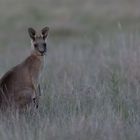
[[0, 30, 140, 139], [0, 0, 140, 139]]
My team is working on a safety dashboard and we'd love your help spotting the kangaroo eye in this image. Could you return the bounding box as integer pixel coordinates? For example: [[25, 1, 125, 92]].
[[43, 43, 46, 47], [34, 43, 38, 48]]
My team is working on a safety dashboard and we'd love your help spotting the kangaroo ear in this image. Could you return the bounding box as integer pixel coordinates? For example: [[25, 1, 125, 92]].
[[41, 26, 49, 39], [28, 27, 36, 40]]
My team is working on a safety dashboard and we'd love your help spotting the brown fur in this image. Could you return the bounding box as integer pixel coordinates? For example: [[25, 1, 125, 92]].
[[0, 27, 49, 110]]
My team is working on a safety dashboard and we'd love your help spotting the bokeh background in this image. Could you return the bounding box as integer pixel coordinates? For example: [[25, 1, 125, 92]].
[[0, 0, 140, 140]]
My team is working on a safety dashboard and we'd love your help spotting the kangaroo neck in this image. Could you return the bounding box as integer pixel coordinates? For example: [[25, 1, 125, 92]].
[[25, 52, 44, 76]]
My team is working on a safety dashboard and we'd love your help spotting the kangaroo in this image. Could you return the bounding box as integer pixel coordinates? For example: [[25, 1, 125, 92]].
[[0, 27, 49, 110]]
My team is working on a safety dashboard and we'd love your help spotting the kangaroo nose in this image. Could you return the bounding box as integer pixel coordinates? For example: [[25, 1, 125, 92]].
[[33, 97, 36, 102], [33, 97, 37, 104], [32, 97, 39, 108]]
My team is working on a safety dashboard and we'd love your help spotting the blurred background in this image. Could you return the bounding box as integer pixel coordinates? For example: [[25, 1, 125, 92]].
[[0, 0, 140, 41], [1, 0, 140, 140]]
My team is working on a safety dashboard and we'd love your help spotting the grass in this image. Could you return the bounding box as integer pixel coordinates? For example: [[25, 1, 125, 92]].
[[0, 31, 140, 139], [1, 0, 140, 139]]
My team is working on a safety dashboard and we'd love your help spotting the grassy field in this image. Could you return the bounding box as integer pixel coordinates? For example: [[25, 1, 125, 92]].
[[0, 0, 140, 140]]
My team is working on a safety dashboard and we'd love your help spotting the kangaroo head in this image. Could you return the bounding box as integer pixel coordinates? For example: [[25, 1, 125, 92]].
[[28, 27, 49, 56]]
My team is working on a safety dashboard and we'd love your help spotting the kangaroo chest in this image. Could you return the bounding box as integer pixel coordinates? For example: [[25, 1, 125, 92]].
[[31, 57, 45, 88]]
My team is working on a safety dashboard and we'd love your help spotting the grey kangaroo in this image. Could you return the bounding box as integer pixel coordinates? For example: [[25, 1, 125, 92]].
[[0, 27, 49, 109]]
